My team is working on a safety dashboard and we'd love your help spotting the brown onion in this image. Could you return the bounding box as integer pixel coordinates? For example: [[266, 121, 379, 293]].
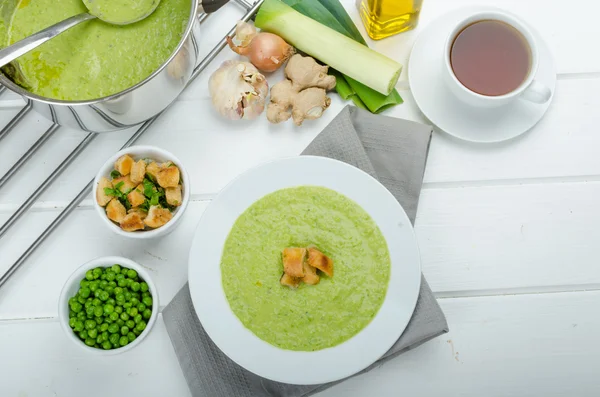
[[227, 23, 294, 72]]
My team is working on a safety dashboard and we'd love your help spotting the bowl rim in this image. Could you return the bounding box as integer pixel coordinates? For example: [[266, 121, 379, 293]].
[[92, 145, 191, 239], [58, 256, 159, 355]]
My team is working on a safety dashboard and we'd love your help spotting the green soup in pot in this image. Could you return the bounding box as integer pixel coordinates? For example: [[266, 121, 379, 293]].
[[1, 0, 191, 100], [221, 186, 391, 352]]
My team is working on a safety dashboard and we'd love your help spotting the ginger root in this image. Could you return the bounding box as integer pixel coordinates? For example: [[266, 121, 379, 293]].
[[267, 54, 336, 126]]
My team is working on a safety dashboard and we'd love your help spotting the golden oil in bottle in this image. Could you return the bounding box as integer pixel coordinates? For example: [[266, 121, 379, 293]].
[[357, 0, 423, 40]]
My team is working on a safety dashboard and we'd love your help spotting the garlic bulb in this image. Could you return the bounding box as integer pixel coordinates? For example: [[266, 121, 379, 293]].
[[208, 60, 269, 120]]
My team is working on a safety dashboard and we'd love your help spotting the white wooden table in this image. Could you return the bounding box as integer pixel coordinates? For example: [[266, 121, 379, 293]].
[[2, 0, 600, 395]]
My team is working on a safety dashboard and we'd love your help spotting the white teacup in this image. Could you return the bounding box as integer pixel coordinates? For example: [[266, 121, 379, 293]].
[[442, 10, 551, 108]]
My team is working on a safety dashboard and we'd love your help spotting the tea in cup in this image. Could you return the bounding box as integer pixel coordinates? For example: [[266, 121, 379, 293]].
[[442, 11, 551, 108]]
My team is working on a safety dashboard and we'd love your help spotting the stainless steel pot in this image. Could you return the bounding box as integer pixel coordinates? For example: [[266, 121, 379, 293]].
[[0, 0, 229, 133]]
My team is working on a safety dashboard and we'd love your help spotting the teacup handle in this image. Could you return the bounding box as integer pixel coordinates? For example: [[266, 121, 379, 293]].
[[521, 80, 551, 104]]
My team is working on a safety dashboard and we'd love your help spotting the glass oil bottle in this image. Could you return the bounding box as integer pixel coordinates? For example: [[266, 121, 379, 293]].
[[357, 0, 423, 40]]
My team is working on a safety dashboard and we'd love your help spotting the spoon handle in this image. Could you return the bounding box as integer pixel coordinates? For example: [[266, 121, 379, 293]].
[[0, 13, 96, 68]]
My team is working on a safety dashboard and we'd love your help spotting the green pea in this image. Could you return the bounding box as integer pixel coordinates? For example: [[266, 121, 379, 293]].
[[80, 279, 90, 288], [110, 312, 119, 321], [120, 312, 129, 321], [124, 302, 133, 309], [85, 320, 96, 329], [69, 297, 77, 306], [138, 303, 146, 312], [140, 282, 149, 292], [85, 306, 94, 316], [132, 292, 140, 299], [85, 270, 94, 281], [116, 273, 125, 282], [96, 335, 104, 345], [108, 323, 119, 334], [109, 333, 120, 344], [70, 302, 83, 313], [106, 271, 116, 281], [143, 309, 152, 320], [84, 300, 93, 309], [131, 298, 140, 306], [142, 291, 151, 298], [134, 314, 142, 324], [104, 304, 114, 315], [102, 341, 112, 350], [100, 273, 106, 280], [80, 330, 88, 340], [94, 307, 103, 317], [102, 331, 109, 341], [69, 318, 77, 328], [131, 282, 141, 292], [124, 291, 132, 300], [125, 279, 133, 287], [117, 278, 127, 287], [100, 280, 108, 288], [116, 293, 125, 304], [126, 320, 135, 329], [133, 328, 142, 336], [88, 329, 98, 338], [115, 306, 123, 314], [99, 291, 109, 301], [129, 307, 138, 317], [127, 332, 136, 342], [105, 286, 114, 296], [111, 264, 121, 274], [121, 267, 130, 275], [114, 286, 123, 295], [92, 298, 101, 307], [142, 296, 152, 307], [100, 323, 109, 332], [80, 287, 91, 298], [119, 336, 129, 346], [77, 295, 87, 304], [107, 298, 116, 306], [69, 311, 76, 319], [85, 338, 95, 347], [77, 312, 86, 321], [95, 317, 103, 325], [108, 281, 117, 288], [117, 319, 124, 327], [136, 321, 146, 332], [120, 326, 129, 335], [93, 268, 102, 279]]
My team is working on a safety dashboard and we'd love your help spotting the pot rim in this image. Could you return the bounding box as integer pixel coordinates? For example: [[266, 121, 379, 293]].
[[0, 0, 200, 106]]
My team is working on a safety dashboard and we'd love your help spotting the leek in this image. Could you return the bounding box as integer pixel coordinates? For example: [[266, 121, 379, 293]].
[[282, 0, 403, 113], [255, 0, 402, 96]]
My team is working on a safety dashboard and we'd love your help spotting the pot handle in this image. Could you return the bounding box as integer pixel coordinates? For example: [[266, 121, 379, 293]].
[[198, 0, 230, 13]]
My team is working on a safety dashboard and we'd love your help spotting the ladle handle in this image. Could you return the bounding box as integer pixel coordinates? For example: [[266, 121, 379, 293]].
[[0, 13, 96, 68], [199, 0, 229, 13]]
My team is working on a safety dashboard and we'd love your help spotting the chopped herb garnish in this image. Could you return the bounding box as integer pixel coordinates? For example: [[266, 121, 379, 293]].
[[110, 170, 121, 179], [142, 178, 156, 198]]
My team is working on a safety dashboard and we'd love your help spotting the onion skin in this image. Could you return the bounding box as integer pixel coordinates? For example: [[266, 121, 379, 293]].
[[227, 32, 294, 73]]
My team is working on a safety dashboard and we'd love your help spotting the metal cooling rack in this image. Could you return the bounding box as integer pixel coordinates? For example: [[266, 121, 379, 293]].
[[0, 0, 264, 287]]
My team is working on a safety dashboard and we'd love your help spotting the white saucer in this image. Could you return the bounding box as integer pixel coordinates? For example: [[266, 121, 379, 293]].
[[408, 7, 557, 143]]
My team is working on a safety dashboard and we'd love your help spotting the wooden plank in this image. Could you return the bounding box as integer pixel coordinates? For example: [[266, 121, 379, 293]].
[[319, 290, 600, 397], [2, 291, 600, 396], [2, 181, 600, 319], [0, 315, 192, 397]]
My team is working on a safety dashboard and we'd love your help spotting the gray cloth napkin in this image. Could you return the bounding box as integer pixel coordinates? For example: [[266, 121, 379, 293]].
[[163, 105, 449, 397]]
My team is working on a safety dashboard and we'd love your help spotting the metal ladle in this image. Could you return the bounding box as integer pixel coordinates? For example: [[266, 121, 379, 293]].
[[0, 0, 161, 68]]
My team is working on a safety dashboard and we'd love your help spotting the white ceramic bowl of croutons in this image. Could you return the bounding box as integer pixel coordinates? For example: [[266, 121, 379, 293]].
[[93, 146, 190, 239]]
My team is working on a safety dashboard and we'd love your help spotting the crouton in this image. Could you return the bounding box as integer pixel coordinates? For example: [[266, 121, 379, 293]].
[[302, 262, 320, 285], [145, 161, 161, 182], [307, 247, 333, 277], [166, 185, 182, 206], [114, 154, 134, 176], [282, 247, 306, 278], [144, 205, 172, 228], [127, 188, 146, 207], [112, 176, 136, 194], [130, 160, 147, 185], [280, 273, 301, 289], [128, 208, 148, 220], [106, 199, 126, 223], [96, 177, 113, 207], [120, 212, 145, 232], [156, 165, 180, 188]]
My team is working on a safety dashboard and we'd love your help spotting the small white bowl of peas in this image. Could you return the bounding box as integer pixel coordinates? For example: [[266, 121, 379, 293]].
[[58, 256, 159, 355]]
